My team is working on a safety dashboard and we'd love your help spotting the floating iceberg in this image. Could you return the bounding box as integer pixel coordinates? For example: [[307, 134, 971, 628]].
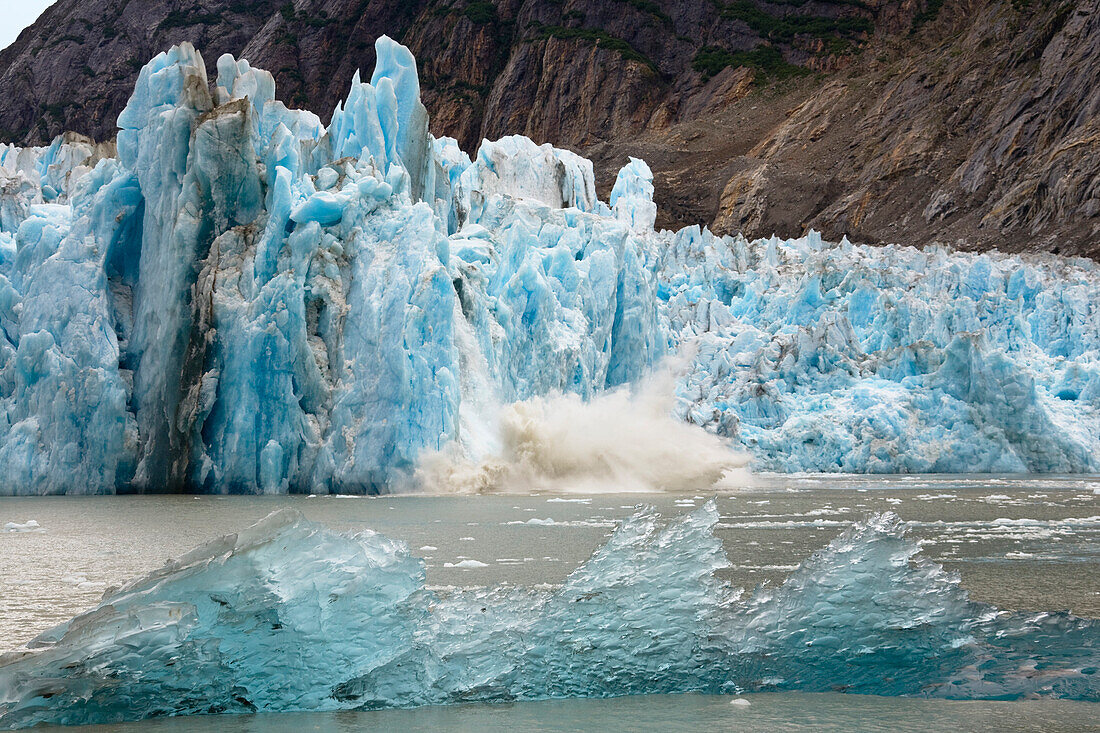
[[1, 505, 1097, 728], [1, 520, 41, 533], [0, 37, 1098, 494]]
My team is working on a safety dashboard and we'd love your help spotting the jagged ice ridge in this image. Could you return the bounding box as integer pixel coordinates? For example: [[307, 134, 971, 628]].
[[1, 503, 1097, 728], [1, 38, 1099, 494]]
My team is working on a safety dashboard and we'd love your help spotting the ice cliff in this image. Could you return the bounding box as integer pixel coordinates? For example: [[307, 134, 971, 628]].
[[1, 38, 1098, 494], [662, 231, 1100, 473], [1, 504, 1097, 727]]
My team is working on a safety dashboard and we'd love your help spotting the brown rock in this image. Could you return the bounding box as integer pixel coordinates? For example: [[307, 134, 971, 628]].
[[2, 0, 1098, 256]]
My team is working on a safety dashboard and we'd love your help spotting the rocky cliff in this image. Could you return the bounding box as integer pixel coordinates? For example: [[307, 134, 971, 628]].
[[1, 0, 1095, 255]]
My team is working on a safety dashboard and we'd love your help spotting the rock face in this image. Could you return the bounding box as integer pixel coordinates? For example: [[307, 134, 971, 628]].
[[0, 0, 875, 148], [14, 0, 1100, 256], [699, 0, 1100, 258]]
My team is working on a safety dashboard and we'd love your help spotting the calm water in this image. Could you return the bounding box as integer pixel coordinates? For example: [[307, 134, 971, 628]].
[[23, 694, 1100, 732], [3, 475, 1100, 731]]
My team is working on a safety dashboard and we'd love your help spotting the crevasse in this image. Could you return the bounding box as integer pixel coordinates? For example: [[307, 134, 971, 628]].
[[0, 38, 1098, 494]]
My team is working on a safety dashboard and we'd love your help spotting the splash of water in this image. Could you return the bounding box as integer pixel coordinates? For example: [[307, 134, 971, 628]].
[[420, 346, 751, 494]]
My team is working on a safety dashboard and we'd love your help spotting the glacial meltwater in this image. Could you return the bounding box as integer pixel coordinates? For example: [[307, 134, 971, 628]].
[[2, 478, 1099, 731]]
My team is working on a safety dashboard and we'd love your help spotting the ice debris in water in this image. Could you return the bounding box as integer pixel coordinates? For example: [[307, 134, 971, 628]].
[[1, 36, 1100, 495], [1, 504, 1098, 728], [1, 520, 41, 533]]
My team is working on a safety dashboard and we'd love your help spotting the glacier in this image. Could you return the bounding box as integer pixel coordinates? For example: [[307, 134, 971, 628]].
[[1, 503, 1098, 728], [1, 37, 1099, 494]]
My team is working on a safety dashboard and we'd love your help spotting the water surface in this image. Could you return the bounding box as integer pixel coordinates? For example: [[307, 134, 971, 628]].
[[2, 475, 1099, 731], [25, 694, 1100, 733]]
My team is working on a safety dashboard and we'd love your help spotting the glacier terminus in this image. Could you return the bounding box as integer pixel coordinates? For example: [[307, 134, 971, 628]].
[[1, 37, 1099, 495]]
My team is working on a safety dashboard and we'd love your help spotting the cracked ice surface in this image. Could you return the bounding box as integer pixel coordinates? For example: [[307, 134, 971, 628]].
[[0, 37, 1098, 494], [661, 229, 1100, 472]]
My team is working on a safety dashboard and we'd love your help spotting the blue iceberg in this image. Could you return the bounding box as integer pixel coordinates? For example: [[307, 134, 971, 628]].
[[0, 36, 1098, 494], [1, 504, 1097, 728]]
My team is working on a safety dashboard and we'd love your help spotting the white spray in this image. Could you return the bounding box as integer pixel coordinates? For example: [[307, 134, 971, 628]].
[[418, 337, 751, 494]]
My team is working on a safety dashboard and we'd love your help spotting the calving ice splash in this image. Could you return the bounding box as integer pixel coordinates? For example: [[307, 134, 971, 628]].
[[420, 356, 751, 493], [1, 38, 1100, 495], [1, 503, 1098, 728]]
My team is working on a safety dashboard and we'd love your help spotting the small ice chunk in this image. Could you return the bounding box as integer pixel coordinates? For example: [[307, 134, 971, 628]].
[[4, 520, 42, 532]]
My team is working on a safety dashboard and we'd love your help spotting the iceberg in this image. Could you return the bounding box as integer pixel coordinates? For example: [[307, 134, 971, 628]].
[[0, 36, 1098, 494], [1, 520, 41, 533], [1, 505, 1097, 728]]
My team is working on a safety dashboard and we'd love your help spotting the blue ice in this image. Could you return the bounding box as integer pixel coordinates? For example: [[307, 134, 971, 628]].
[[0, 504, 1096, 728], [0, 37, 1098, 494]]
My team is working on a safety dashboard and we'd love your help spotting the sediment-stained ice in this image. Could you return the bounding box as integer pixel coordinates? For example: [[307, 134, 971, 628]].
[[0, 36, 1098, 493], [1, 505, 1096, 728]]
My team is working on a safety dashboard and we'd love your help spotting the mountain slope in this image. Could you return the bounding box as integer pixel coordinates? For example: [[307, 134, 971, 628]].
[[589, 0, 1100, 257], [1, 0, 1096, 256]]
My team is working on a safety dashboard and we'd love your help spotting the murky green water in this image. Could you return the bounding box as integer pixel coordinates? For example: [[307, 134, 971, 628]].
[[26, 693, 1100, 733], [3, 475, 1099, 730]]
